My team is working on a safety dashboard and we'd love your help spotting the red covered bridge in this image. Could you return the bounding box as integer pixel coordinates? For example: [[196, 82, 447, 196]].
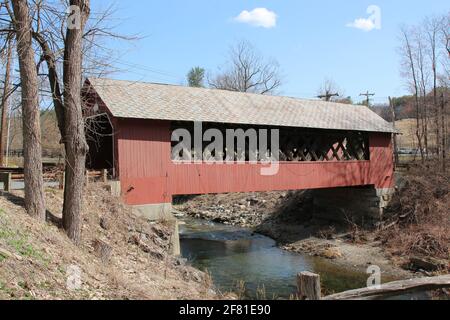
[[83, 78, 396, 219]]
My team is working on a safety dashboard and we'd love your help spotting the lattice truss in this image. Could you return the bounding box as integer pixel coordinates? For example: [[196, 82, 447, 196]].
[[278, 131, 370, 162], [171, 122, 370, 162]]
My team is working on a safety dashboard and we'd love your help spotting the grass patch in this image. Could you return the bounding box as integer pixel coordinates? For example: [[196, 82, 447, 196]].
[[0, 221, 48, 264], [0, 281, 14, 296], [8, 236, 46, 261]]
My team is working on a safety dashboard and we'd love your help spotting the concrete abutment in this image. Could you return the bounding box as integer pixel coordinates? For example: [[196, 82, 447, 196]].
[[311, 186, 395, 226]]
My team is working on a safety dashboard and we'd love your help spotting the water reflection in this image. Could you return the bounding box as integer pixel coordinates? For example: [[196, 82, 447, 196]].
[[180, 218, 368, 299], [181, 218, 439, 300]]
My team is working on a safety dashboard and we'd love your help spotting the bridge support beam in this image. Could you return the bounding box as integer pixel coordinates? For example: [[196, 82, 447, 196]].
[[312, 186, 395, 226]]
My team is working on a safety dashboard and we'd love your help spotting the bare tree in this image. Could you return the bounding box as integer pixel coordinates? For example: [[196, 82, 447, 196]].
[[1, 0, 96, 242], [209, 40, 281, 95], [424, 16, 441, 156], [443, 14, 450, 56], [414, 27, 430, 157], [399, 26, 425, 162], [9, 0, 46, 220], [2, 0, 131, 243], [0, 34, 12, 166], [439, 13, 449, 173], [440, 92, 447, 173], [30, 0, 91, 243], [398, 13, 449, 170]]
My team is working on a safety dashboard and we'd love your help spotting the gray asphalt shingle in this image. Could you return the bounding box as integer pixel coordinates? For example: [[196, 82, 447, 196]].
[[86, 78, 395, 133]]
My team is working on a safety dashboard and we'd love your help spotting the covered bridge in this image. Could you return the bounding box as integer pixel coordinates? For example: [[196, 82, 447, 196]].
[[83, 78, 396, 219]]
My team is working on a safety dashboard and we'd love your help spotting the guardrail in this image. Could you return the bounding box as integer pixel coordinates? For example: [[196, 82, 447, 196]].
[[0, 168, 109, 192], [2, 149, 63, 158]]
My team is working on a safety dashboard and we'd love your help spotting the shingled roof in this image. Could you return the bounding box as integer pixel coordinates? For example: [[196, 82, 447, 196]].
[[86, 78, 395, 133]]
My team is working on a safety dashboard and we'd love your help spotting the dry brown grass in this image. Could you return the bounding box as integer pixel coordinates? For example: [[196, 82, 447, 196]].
[[379, 162, 449, 262], [396, 117, 450, 150], [0, 184, 217, 300], [8, 111, 61, 152]]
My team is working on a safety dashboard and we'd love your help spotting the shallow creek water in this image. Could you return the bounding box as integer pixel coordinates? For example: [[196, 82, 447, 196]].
[[179, 218, 421, 299]]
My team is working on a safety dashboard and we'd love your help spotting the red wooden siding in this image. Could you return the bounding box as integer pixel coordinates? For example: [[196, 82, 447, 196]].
[[169, 162, 372, 196], [115, 119, 394, 205], [116, 119, 172, 205], [368, 132, 395, 189]]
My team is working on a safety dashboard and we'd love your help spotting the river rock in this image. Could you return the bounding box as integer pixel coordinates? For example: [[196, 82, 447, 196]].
[[99, 217, 111, 230], [320, 247, 343, 260], [408, 257, 448, 272]]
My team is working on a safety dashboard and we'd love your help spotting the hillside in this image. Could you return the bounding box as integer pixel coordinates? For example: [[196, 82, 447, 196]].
[[7, 110, 62, 155], [395, 118, 449, 151], [0, 184, 217, 300]]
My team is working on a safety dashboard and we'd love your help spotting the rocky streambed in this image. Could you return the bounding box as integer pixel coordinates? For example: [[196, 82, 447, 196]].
[[174, 191, 415, 278]]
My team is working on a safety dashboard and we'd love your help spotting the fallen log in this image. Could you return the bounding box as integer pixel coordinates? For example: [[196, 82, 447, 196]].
[[323, 275, 450, 300]]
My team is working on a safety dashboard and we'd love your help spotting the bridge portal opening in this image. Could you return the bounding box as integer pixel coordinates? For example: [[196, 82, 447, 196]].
[[86, 113, 115, 176]]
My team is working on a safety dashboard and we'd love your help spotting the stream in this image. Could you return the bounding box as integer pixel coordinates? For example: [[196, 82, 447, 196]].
[[180, 218, 382, 299]]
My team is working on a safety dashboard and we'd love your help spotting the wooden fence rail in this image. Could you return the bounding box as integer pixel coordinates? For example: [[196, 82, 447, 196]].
[[297, 272, 450, 300], [0, 169, 109, 192]]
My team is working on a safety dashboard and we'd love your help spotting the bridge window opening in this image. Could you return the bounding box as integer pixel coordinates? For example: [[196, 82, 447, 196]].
[[171, 121, 369, 162]]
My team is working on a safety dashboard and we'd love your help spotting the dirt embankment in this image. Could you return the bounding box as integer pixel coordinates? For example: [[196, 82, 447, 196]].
[[175, 163, 449, 277], [378, 163, 449, 272], [0, 185, 217, 300]]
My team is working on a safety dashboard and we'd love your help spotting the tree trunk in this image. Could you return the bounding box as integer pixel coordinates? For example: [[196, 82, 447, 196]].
[[442, 93, 447, 173], [432, 53, 439, 157], [389, 97, 399, 167], [0, 37, 12, 167], [402, 31, 425, 162], [415, 96, 425, 163], [10, 0, 46, 221], [32, 32, 65, 139], [62, 0, 90, 244]]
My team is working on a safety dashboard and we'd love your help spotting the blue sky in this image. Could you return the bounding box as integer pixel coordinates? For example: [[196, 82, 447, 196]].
[[93, 0, 449, 104]]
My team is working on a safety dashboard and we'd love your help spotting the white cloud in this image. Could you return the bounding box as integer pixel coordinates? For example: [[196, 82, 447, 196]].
[[234, 8, 277, 29], [347, 18, 376, 32], [347, 6, 382, 32]]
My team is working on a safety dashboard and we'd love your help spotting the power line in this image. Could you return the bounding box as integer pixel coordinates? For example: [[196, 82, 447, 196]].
[[360, 91, 375, 107]]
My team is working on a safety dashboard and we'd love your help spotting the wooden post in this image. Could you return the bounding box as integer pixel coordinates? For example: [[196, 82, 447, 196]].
[[0, 172, 12, 192], [102, 169, 108, 183], [297, 272, 322, 300]]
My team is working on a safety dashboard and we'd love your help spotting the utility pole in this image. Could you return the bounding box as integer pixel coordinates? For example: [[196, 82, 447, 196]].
[[317, 92, 340, 102], [360, 91, 375, 107], [0, 36, 13, 167]]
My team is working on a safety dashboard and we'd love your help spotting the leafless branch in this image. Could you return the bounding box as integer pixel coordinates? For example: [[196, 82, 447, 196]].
[[209, 40, 282, 95]]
